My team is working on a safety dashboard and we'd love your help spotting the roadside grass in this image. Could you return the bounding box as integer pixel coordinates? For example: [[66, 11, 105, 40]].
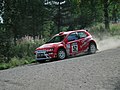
[[0, 36, 44, 70], [0, 57, 36, 70], [110, 23, 120, 35]]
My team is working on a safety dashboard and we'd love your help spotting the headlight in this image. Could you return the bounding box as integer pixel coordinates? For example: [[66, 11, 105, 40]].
[[49, 48, 54, 51], [46, 48, 54, 52]]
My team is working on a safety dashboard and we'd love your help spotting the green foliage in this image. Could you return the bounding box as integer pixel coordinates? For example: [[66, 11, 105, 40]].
[[0, 63, 10, 70], [110, 23, 120, 35], [0, 57, 36, 70], [11, 36, 44, 59], [0, 24, 13, 62], [43, 21, 55, 37], [0, 34, 44, 64], [0, 37, 42, 70], [1, 0, 120, 36], [89, 23, 120, 38], [69, 0, 80, 14]]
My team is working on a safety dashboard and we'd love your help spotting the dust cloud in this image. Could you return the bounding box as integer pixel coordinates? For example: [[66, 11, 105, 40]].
[[95, 36, 120, 51]]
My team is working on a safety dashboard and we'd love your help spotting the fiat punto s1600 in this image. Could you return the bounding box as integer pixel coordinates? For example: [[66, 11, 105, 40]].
[[34, 30, 97, 61]]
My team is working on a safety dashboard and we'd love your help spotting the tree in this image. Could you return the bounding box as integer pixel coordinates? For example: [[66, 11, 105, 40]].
[[2, 0, 51, 40], [69, 0, 103, 29], [45, 0, 66, 32], [0, 0, 13, 62], [103, 0, 110, 31], [0, 0, 4, 23], [110, 0, 120, 23]]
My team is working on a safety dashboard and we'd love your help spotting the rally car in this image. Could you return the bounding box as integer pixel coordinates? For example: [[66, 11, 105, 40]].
[[34, 29, 97, 61]]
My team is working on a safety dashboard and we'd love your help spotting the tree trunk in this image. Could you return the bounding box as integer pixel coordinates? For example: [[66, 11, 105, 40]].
[[103, 0, 110, 31], [112, 4, 117, 23], [57, 1, 61, 33]]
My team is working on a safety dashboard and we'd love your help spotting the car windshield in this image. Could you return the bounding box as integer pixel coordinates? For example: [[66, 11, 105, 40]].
[[47, 35, 66, 43]]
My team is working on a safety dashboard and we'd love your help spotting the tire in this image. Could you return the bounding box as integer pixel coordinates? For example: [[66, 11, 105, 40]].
[[88, 43, 97, 54], [57, 49, 67, 60]]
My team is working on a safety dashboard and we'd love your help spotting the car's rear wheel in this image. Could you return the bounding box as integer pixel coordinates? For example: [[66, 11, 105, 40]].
[[57, 49, 66, 60], [88, 43, 97, 54]]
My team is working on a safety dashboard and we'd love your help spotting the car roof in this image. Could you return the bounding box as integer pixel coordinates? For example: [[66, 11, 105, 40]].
[[56, 29, 87, 36]]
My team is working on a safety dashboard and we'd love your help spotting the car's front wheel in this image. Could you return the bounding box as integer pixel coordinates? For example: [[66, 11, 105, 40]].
[[57, 49, 66, 60], [88, 43, 97, 54]]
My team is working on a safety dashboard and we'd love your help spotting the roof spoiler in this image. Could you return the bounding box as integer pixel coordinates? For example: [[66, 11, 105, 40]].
[[81, 28, 89, 32], [86, 29, 89, 32], [84, 28, 89, 32], [59, 32, 64, 35]]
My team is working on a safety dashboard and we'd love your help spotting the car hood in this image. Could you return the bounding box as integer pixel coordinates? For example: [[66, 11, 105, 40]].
[[36, 42, 62, 50]]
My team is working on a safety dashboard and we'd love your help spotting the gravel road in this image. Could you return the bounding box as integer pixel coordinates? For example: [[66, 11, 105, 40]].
[[0, 48, 120, 90]]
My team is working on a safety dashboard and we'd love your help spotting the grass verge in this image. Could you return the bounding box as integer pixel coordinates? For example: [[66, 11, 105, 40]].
[[0, 57, 36, 70]]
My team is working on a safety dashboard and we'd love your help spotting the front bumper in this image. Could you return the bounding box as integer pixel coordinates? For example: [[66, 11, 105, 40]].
[[35, 50, 56, 61]]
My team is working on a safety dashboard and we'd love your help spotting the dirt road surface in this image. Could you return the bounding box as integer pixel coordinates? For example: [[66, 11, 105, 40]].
[[0, 48, 120, 90]]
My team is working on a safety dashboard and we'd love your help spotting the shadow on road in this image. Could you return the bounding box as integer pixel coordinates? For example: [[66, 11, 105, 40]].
[[114, 79, 120, 90], [30, 52, 95, 66], [102, 77, 120, 90]]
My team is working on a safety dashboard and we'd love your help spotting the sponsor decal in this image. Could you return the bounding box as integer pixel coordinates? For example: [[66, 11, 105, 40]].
[[72, 42, 78, 52], [81, 38, 91, 48]]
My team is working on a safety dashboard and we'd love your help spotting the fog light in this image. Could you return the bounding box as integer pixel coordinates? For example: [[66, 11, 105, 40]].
[[49, 52, 53, 55]]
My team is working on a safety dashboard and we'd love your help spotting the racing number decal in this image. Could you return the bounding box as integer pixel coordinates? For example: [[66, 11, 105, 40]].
[[72, 42, 78, 52]]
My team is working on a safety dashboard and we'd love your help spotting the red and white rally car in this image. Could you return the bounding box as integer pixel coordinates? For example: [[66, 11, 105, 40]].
[[34, 30, 97, 61]]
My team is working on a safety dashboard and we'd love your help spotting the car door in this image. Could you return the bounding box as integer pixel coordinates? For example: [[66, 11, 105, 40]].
[[66, 32, 79, 55], [77, 31, 89, 52]]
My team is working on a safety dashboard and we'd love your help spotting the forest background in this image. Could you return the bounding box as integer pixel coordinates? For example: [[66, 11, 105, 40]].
[[0, 0, 120, 69]]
